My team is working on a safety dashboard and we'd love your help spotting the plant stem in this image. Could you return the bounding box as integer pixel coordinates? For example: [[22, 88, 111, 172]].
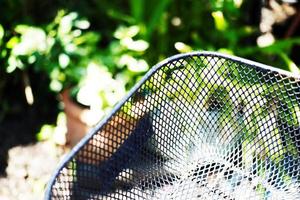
[[23, 70, 34, 105]]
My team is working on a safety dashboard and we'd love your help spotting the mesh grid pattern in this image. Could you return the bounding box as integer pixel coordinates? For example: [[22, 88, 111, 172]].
[[46, 52, 300, 199]]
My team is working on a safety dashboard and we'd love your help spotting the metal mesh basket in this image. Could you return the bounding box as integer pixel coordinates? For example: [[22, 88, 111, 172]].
[[45, 52, 300, 199]]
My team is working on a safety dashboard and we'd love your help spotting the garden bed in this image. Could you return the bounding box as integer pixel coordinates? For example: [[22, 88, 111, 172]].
[[0, 141, 67, 200]]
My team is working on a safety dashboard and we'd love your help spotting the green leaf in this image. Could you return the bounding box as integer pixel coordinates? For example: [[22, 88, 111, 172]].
[[15, 25, 30, 34], [7, 56, 24, 73], [0, 24, 4, 45], [130, 0, 144, 23], [114, 26, 140, 39], [74, 19, 90, 30], [6, 37, 19, 49], [107, 9, 135, 24], [50, 79, 63, 92], [212, 11, 228, 31], [279, 53, 300, 74], [239, 38, 300, 58], [37, 125, 55, 141], [174, 42, 192, 53], [261, 38, 300, 54], [146, 0, 171, 39], [121, 38, 149, 52], [59, 53, 70, 68]]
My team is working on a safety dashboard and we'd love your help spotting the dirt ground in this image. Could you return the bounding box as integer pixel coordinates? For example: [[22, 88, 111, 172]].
[[0, 141, 67, 200]]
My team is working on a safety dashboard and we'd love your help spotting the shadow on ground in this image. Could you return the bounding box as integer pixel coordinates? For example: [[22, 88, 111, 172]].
[[0, 70, 59, 176]]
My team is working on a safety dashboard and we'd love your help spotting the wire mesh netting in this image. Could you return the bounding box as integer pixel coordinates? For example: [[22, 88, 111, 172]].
[[46, 52, 300, 199]]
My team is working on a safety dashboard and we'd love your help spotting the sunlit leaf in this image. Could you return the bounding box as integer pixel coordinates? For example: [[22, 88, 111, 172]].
[[233, 0, 243, 8], [59, 53, 70, 68], [74, 19, 90, 30], [119, 55, 149, 72], [53, 112, 67, 145], [74, 32, 100, 45], [174, 42, 192, 53], [6, 63, 17, 73], [15, 25, 30, 34], [1, 49, 7, 57], [13, 26, 47, 55], [7, 56, 23, 72], [217, 48, 233, 55], [72, 29, 82, 37], [280, 53, 300, 75], [257, 33, 275, 47], [114, 26, 140, 39], [58, 12, 78, 36], [37, 124, 55, 141], [0, 24, 4, 45], [28, 55, 36, 64], [121, 38, 149, 52], [50, 79, 63, 92], [65, 43, 77, 53], [6, 37, 19, 49], [212, 11, 228, 31]]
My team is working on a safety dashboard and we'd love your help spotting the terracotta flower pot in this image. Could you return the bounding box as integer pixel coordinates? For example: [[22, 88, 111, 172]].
[[61, 89, 90, 147]]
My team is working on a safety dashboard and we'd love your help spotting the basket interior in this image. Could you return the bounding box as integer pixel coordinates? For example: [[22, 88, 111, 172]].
[[48, 53, 300, 199]]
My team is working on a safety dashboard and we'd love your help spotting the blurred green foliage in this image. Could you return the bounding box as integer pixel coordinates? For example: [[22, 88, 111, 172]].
[[0, 0, 299, 131], [5, 11, 99, 92]]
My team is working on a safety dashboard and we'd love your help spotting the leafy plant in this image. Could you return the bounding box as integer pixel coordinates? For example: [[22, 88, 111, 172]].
[[1, 0, 300, 144], [5, 10, 100, 94]]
